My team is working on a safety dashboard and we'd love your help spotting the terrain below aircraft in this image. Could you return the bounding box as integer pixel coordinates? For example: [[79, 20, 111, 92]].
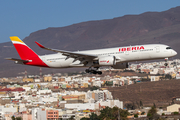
[[6, 36, 177, 75]]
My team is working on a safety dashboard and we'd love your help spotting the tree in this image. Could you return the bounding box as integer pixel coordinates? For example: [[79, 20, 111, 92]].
[[98, 107, 111, 119], [165, 74, 172, 80], [98, 107, 130, 120], [173, 112, 179, 115], [153, 103, 156, 108], [80, 117, 89, 120], [11, 116, 15, 120], [136, 101, 140, 109], [148, 106, 160, 120], [134, 114, 138, 118], [89, 113, 99, 120], [125, 102, 136, 110], [141, 112, 145, 115], [90, 86, 100, 91], [140, 100, 143, 108], [16, 117, 22, 120], [119, 109, 130, 120], [148, 106, 157, 115], [132, 102, 136, 110]]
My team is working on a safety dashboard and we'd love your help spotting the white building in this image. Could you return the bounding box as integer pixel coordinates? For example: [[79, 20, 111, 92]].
[[97, 100, 123, 109], [32, 108, 47, 120], [0, 105, 17, 113], [167, 104, 180, 113], [65, 103, 99, 110]]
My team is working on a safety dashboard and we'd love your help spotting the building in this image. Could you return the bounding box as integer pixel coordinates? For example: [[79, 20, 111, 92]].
[[44, 76, 52, 82], [23, 78, 34, 83], [23, 114, 32, 120], [62, 94, 85, 101], [32, 108, 47, 120], [65, 103, 99, 110], [46, 109, 59, 120], [150, 76, 161, 82], [167, 104, 180, 113]]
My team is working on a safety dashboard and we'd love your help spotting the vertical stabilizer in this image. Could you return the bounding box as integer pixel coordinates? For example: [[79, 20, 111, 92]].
[[10, 36, 39, 60], [9, 36, 48, 67]]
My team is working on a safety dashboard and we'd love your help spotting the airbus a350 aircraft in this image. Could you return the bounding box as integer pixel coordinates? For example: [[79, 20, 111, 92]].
[[6, 36, 177, 75]]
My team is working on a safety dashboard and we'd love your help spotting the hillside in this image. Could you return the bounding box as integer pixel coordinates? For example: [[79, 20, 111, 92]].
[[108, 80, 180, 107], [0, 6, 180, 77]]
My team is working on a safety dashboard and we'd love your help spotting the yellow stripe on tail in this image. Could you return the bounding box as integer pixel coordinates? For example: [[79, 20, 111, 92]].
[[9, 36, 24, 44]]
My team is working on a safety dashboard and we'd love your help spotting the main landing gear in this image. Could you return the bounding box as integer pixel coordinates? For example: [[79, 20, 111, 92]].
[[85, 68, 102, 75]]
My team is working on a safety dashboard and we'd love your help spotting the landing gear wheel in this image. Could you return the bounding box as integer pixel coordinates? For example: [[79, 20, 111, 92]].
[[85, 69, 90, 73], [164, 63, 168, 66], [90, 70, 97, 74], [85, 68, 102, 75], [97, 71, 102, 75], [164, 58, 168, 67]]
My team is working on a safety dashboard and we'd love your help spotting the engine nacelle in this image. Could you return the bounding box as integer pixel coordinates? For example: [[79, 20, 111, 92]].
[[98, 56, 116, 66], [113, 62, 129, 69]]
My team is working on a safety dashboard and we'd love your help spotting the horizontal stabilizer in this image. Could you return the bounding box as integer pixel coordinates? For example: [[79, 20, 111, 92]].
[[5, 58, 29, 63]]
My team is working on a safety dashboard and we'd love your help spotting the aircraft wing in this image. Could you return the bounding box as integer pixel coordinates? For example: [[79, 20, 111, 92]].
[[35, 41, 97, 63]]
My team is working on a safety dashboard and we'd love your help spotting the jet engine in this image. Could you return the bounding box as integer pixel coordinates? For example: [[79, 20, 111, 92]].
[[98, 56, 116, 66], [113, 62, 129, 69]]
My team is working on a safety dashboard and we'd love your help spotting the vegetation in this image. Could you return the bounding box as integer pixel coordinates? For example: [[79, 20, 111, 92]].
[[89, 86, 100, 91], [165, 74, 172, 80], [141, 111, 145, 115], [153, 103, 156, 108], [173, 112, 179, 115], [147, 106, 160, 120], [11, 116, 22, 120], [125, 102, 137, 110], [140, 78, 150, 82], [134, 114, 138, 118], [80, 106, 130, 120], [140, 100, 143, 108], [104, 81, 113, 86]]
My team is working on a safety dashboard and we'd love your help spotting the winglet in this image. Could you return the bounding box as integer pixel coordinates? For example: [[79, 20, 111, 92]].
[[35, 41, 45, 48]]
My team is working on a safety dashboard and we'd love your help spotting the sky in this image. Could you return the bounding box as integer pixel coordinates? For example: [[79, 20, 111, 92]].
[[0, 0, 180, 43]]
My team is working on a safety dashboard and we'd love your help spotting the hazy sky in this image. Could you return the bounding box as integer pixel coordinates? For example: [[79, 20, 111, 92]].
[[0, 0, 180, 43]]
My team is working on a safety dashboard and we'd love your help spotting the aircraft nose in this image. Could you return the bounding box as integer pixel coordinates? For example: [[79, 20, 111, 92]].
[[172, 50, 177, 56]]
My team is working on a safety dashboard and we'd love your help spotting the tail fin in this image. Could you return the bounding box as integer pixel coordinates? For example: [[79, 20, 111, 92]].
[[9, 36, 48, 67], [10, 36, 38, 60]]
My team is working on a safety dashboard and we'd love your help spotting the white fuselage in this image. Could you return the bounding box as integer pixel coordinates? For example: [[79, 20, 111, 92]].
[[39, 44, 177, 68]]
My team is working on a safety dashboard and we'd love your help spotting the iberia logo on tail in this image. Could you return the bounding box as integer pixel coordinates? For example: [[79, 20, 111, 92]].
[[107, 60, 109, 63]]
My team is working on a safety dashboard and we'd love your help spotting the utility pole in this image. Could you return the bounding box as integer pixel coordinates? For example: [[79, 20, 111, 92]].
[[39, 67, 43, 82]]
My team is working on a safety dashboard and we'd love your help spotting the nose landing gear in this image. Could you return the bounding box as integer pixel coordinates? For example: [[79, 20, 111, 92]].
[[164, 58, 168, 67]]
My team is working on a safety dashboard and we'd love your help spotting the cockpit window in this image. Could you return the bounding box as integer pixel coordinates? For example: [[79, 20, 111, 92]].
[[166, 47, 172, 49]]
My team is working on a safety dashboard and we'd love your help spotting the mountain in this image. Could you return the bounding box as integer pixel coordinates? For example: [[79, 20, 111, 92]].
[[108, 79, 180, 107], [1, 6, 180, 77]]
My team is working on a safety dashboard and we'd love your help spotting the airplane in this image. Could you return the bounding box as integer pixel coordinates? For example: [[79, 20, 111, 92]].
[[6, 36, 177, 75]]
